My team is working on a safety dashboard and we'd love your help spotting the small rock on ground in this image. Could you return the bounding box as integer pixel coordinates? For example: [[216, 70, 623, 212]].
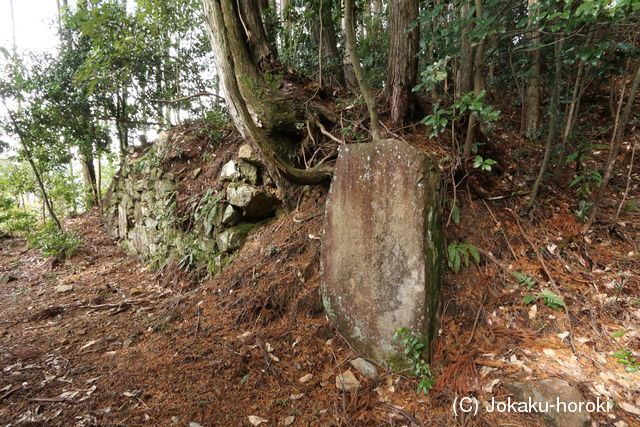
[[349, 357, 378, 380], [336, 370, 360, 392]]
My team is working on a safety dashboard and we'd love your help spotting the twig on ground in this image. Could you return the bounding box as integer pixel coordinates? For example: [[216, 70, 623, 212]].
[[465, 292, 487, 348], [0, 385, 21, 400], [482, 199, 518, 260], [379, 402, 424, 427], [316, 120, 345, 145]]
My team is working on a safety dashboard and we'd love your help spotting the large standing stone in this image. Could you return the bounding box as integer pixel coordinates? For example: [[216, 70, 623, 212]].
[[321, 139, 443, 368]]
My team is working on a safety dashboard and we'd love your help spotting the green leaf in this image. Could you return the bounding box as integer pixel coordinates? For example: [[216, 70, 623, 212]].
[[537, 290, 567, 310], [453, 253, 461, 273], [611, 330, 627, 339], [468, 246, 480, 264], [473, 156, 483, 168], [448, 242, 458, 260], [451, 202, 460, 225]]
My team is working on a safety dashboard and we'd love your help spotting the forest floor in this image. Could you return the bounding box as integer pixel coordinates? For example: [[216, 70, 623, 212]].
[[1, 118, 639, 425]]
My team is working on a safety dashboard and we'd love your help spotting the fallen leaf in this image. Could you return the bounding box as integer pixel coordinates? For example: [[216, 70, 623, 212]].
[[78, 385, 97, 402], [123, 390, 141, 398], [619, 402, 640, 415], [248, 415, 268, 425], [59, 390, 79, 399], [299, 374, 313, 383]]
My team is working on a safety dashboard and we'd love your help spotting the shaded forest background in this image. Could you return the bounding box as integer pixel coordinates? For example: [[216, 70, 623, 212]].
[[0, 0, 638, 257]]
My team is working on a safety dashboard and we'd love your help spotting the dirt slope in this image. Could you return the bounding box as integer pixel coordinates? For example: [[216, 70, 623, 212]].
[[1, 122, 639, 425]]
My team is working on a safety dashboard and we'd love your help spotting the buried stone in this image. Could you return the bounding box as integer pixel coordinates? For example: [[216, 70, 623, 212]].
[[216, 223, 258, 252], [321, 139, 444, 369], [226, 183, 278, 219]]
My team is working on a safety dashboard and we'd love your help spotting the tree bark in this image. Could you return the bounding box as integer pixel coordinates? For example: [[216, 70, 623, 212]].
[[383, 0, 420, 125], [312, 0, 346, 88], [80, 149, 99, 208], [462, 0, 486, 159], [341, 12, 358, 89], [455, 1, 473, 100], [344, 0, 381, 140], [201, 0, 333, 193], [582, 61, 640, 232], [521, 0, 541, 138]]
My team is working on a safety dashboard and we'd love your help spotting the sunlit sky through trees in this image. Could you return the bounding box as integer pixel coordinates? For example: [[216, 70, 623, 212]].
[[0, 1, 59, 54]]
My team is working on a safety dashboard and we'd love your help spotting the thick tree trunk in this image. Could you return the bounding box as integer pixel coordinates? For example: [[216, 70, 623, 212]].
[[383, 0, 419, 125], [522, 0, 541, 138], [201, 0, 333, 194], [455, 1, 473, 100], [341, 13, 358, 89], [80, 149, 99, 208]]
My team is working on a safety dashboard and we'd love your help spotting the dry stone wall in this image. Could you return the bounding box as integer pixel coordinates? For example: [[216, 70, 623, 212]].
[[104, 130, 278, 275]]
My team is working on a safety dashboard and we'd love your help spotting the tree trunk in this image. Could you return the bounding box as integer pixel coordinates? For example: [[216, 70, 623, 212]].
[[97, 153, 102, 206], [344, 0, 380, 141], [80, 149, 99, 208], [462, 0, 486, 159], [582, 61, 640, 232], [455, 1, 473, 100], [527, 38, 563, 210], [521, 0, 541, 138], [371, 0, 382, 28], [553, 46, 589, 182], [341, 12, 358, 89], [2, 100, 62, 229], [363, 0, 371, 36], [312, 0, 345, 88], [383, 0, 419, 125], [201, 0, 333, 195]]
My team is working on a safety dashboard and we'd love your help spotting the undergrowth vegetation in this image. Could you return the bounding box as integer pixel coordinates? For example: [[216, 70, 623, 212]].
[[26, 222, 83, 259]]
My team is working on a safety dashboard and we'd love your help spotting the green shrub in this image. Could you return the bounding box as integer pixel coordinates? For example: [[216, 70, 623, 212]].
[[0, 196, 37, 236], [447, 241, 480, 273], [392, 328, 435, 394], [27, 223, 83, 259]]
